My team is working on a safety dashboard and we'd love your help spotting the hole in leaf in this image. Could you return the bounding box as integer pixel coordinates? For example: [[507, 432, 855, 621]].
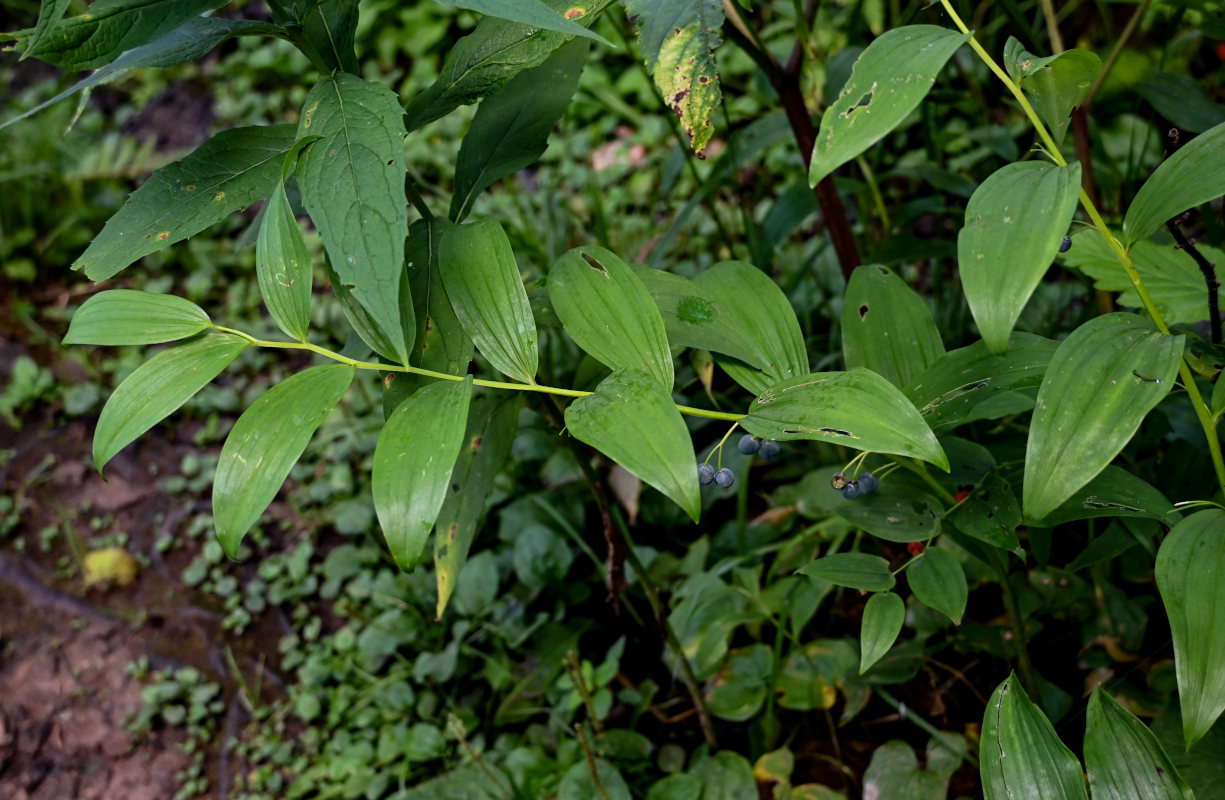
[[843, 90, 874, 117], [858, 304, 869, 319], [580, 252, 608, 273]]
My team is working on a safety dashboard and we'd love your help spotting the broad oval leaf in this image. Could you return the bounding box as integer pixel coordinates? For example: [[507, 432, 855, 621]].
[[1003, 39, 1100, 145], [256, 176, 313, 342], [860, 591, 905, 674], [842, 264, 945, 386], [439, 217, 539, 383], [798, 553, 895, 592], [64, 290, 211, 346], [93, 332, 249, 473], [958, 161, 1081, 354], [1124, 121, 1225, 246], [706, 644, 772, 721], [742, 369, 949, 470], [214, 363, 355, 558], [1085, 688, 1195, 800], [981, 673, 1089, 800], [564, 369, 700, 522], [907, 547, 967, 624], [373, 378, 473, 571], [1023, 314, 1182, 521], [74, 124, 297, 281], [297, 73, 411, 365], [809, 25, 970, 186], [549, 245, 674, 389], [1155, 509, 1225, 749]]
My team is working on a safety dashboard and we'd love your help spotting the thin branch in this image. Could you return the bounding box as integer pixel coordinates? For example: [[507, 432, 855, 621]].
[[1168, 218, 1222, 344]]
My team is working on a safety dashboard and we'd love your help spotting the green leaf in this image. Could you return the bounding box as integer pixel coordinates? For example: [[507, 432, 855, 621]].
[[706, 644, 772, 721], [624, 0, 724, 155], [63, 290, 212, 346], [1155, 509, 1225, 748], [93, 333, 248, 473], [907, 547, 967, 624], [297, 73, 412, 364], [981, 673, 1089, 800], [1063, 229, 1225, 326], [433, 0, 612, 45], [863, 738, 966, 800], [21, 0, 73, 62], [451, 38, 588, 221], [559, 758, 632, 800], [1003, 39, 1099, 145], [439, 217, 539, 384], [214, 364, 355, 558], [373, 378, 473, 571], [404, 0, 614, 131], [798, 553, 895, 592], [1085, 688, 1195, 800], [256, 169, 313, 342], [1036, 465, 1180, 527], [860, 592, 905, 674], [1023, 314, 1182, 521], [692, 262, 808, 381], [742, 369, 948, 470], [950, 472, 1022, 551], [809, 25, 969, 186], [564, 369, 700, 522], [548, 246, 674, 389], [1124, 121, 1225, 246], [434, 394, 519, 618], [958, 162, 1081, 354], [1135, 71, 1225, 135], [688, 751, 758, 800], [287, 0, 358, 73], [8, 0, 229, 71], [634, 267, 764, 368], [842, 264, 945, 386], [836, 484, 943, 543], [73, 124, 297, 281]]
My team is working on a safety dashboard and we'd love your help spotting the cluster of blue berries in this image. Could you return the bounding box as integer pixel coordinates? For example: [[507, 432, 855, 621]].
[[831, 471, 879, 500], [697, 463, 734, 488], [697, 434, 783, 489]]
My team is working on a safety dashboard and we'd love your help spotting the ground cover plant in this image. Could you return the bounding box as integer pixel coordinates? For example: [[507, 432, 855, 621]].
[[4, 0, 1225, 797]]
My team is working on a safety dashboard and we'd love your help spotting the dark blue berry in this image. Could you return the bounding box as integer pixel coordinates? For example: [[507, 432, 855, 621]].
[[738, 434, 760, 455], [1059, 235, 1072, 253], [714, 468, 735, 488], [841, 481, 861, 500], [698, 463, 715, 485], [858, 472, 879, 494], [758, 439, 781, 462]]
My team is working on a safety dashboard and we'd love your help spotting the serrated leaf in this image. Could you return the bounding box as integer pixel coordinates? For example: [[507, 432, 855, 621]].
[[434, 393, 519, 618], [548, 245, 673, 389], [958, 162, 1081, 353], [256, 173, 313, 342], [981, 673, 1089, 800], [798, 553, 895, 592], [1155, 509, 1225, 749], [742, 369, 948, 470], [439, 217, 538, 383], [1124, 121, 1225, 246], [1003, 39, 1099, 145], [284, 0, 358, 73], [296, 73, 411, 364], [21, 0, 73, 62], [1023, 314, 1182, 521], [373, 378, 473, 571], [214, 364, 354, 558], [842, 264, 945, 385], [451, 38, 588, 220], [1085, 688, 1195, 800], [93, 332, 248, 473], [73, 125, 296, 281], [63, 290, 212, 346], [860, 592, 905, 674], [908, 547, 967, 624], [564, 369, 700, 522], [433, 0, 612, 45], [809, 25, 969, 186]]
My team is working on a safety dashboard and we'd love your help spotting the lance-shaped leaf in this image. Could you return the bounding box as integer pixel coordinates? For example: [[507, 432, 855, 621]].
[[741, 369, 948, 470], [404, 0, 615, 131], [20, 0, 72, 61], [798, 553, 895, 592], [860, 592, 905, 674], [842, 264, 944, 386], [564, 369, 700, 522], [810, 26, 969, 186], [433, 0, 612, 45], [1136, 70, 1225, 135], [63, 289, 212, 346], [959, 161, 1081, 354], [1156, 509, 1225, 749], [439, 217, 538, 383], [1003, 39, 1100, 145], [73, 125, 297, 281], [256, 142, 317, 342], [907, 547, 967, 624], [981, 673, 1089, 800], [214, 364, 354, 558], [297, 73, 411, 365], [549, 245, 674, 389], [6, 0, 229, 71], [1023, 314, 1182, 521], [373, 378, 473, 571], [1124, 120, 1225, 246], [93, 332, 248, 473], [1085, 688, 1195, 800], [282, 0, 358, 73], [452, 38, 589, 221], [1036, 466, 1179, 528], [434, 394, 519, 618]]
